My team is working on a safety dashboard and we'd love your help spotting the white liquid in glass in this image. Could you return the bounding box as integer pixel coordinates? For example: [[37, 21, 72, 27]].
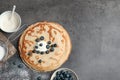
[[0, 46, 5, 61]]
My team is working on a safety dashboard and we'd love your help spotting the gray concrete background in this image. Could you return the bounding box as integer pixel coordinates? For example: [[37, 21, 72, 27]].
[[0, 0, 120, 80]]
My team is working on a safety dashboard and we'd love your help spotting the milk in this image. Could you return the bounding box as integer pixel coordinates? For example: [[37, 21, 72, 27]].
[[0, 46, 5, 61], [0, 11, 21, 33]]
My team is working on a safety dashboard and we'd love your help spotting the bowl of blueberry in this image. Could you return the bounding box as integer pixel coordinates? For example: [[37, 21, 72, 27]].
[[50, 68, 79, 80]]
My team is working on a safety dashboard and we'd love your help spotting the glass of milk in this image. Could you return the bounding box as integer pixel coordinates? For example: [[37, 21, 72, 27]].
[[0, 11, 21, 33]]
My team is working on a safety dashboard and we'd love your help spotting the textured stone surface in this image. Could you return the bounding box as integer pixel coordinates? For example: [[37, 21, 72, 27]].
[[1, 0, 120, 80]]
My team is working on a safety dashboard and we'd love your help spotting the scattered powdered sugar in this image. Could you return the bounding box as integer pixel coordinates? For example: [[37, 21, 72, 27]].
[[19, 69, 29, 77], [0, 68, 32, 80]]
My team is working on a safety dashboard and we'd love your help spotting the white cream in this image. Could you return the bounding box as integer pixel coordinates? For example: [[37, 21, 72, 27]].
[[0, 11, 21, 32], [0, 46, 5, 61], [36, 41, 48, 52]]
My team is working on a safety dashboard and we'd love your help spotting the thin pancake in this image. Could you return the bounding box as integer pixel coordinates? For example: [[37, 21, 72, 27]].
[[19, 21, 72, 72]]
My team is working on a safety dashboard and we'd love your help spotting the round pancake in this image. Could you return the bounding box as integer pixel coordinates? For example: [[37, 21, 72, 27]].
[[19, 21, 72, 72]]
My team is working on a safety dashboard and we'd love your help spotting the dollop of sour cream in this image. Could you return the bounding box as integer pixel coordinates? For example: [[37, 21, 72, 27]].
[[36, 41, 48, 52], [0, 46, 5, 61]]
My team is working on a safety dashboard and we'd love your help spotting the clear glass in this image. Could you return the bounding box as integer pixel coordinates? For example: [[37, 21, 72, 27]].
[[0, 40, 8, 63], [0, 24, 28, 74]]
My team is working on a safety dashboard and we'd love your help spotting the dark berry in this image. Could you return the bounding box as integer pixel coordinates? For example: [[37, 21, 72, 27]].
[[66, 74, 71, 78], [40, 36, 44, 40], [32, 50, 36, 53], [27, 52, 31, 56], [36, 51, 40, 54], [35, 46, 38, 49], [50, 48, 54, 52], [56, 76, 61, 80], [37, 76, 41, 80], [51, 44, 54, 47], [56, 71, 61, 75], [46, 45, 50, 49], [53, 77, 57, 80], [60, 74, 64, 78], [35, 38, 40, 42], [45, 50, 49, 54], [13, 62, 16, 65], [53, 44, 57, 47], [65, 78, 69, 80], [39, 43, 43, 46], [69, 77, 73, 80], [47, 41, 51, 44], [60, 70, 64, 74], [18, 64, 23, 68], [40, 52, 44, 54], [38, 59, 42, 63], [65, 71, 69, 74]]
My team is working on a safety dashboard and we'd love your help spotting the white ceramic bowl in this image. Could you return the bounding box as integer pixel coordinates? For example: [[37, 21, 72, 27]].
[[50, 68, 79, 80], [0, 11, 21, 33]]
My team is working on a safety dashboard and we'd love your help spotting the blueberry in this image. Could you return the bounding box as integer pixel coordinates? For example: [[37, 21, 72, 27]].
[[50, 48, 54, 52], [32, 50, 36, 53], [56, 71, 61, 75], [39, 43, 43, 46], [53, 77, 57, 80], [35, 38, 40, 42], [35, 46, 38, 49], [69, 77, 73, 80], [37, 76, 41, 80], [18, 64, 23, 68], [66, 74, 71, 78], [59, 74, 64, 79], [60, 70, 64, 74], [65, 71, 69, 74], [13, 62, 16, 65], [38, 59, 42, 63], [69, 73, 72, 77], [46, 45, 50, 49], [56, 76, 61, 80], [27, 52, 31, 56], [60, 74, 64, 78], [62, 71, 66, 75], [65, 78, 69, 80], [53, 44, 57, 47], [55, 74, 59, 78], [40, 36, 44, 40], [47, 41, 51, 44], [36, 51, 40, 54], [60, 77, 64, 80], [45, 50, 49, 54], [40, 52, 44, 54], [51, 44, 54, 47]]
